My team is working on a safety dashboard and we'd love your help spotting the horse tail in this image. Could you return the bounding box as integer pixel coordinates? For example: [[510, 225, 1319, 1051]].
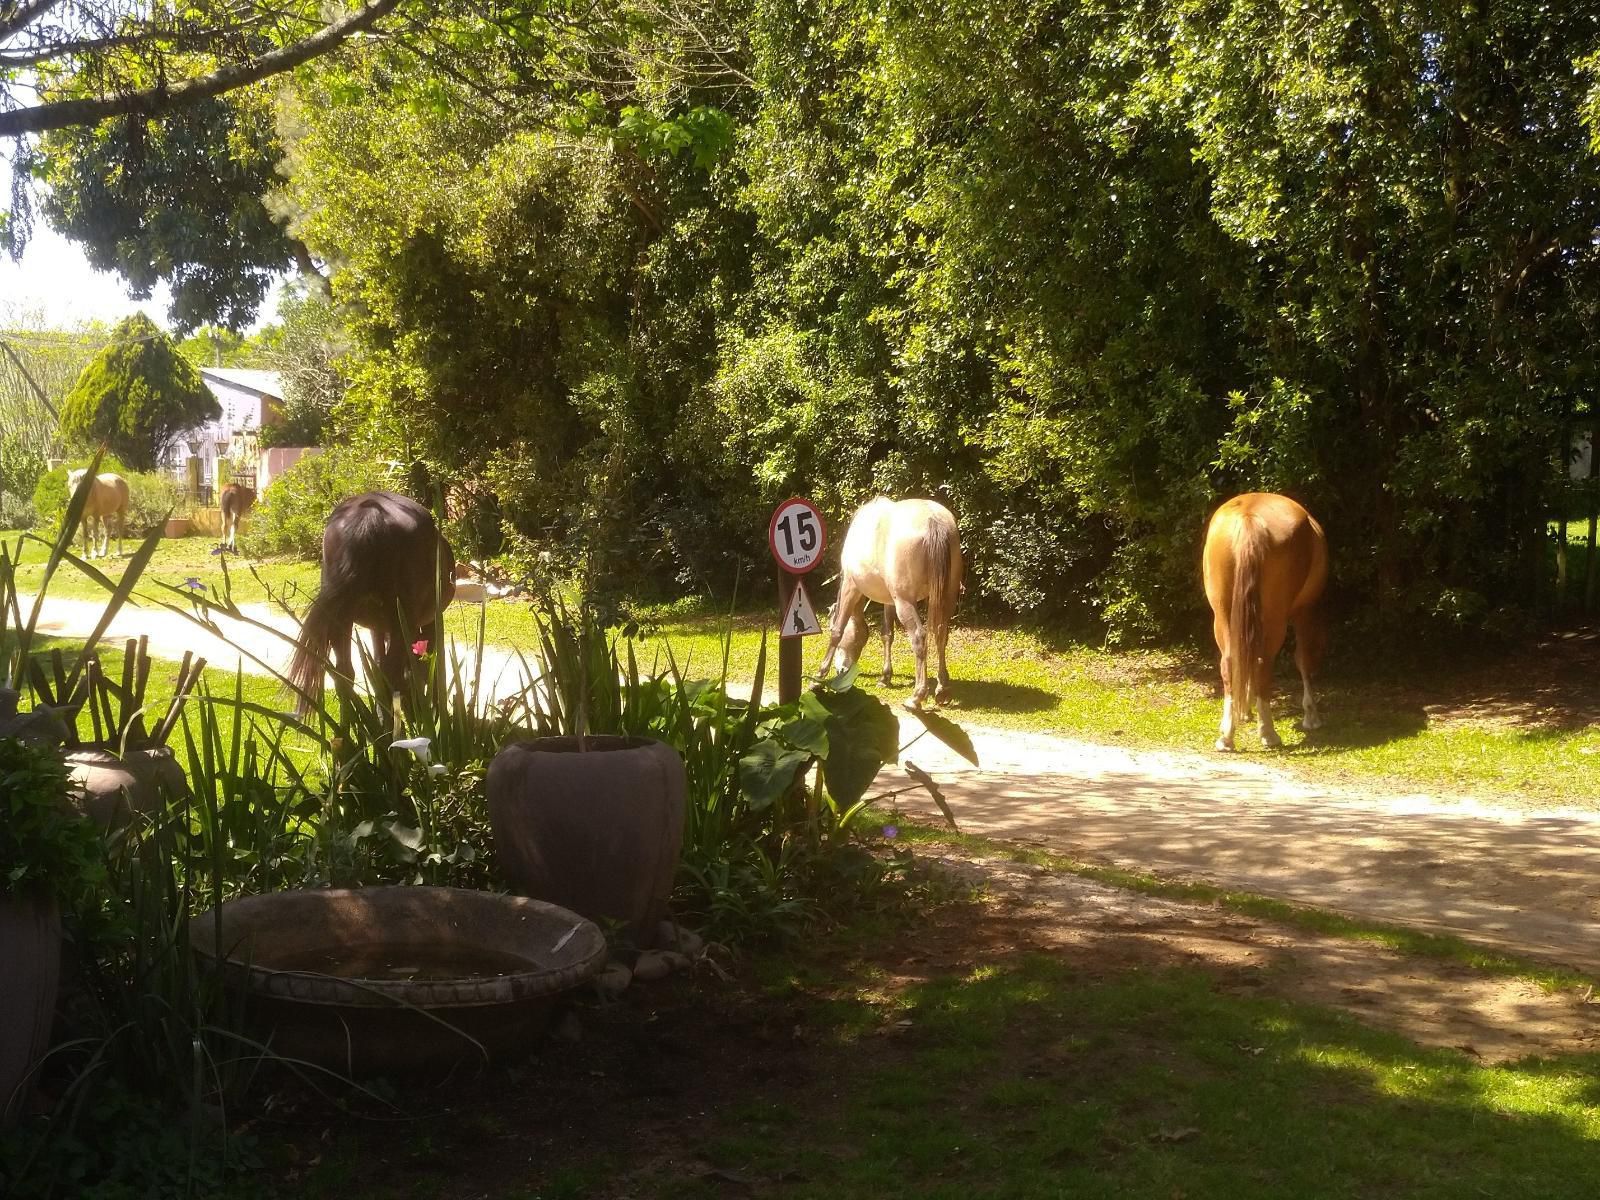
[[1229, 525, 1264, 719], [925, 512, 960, 620], [286, 588, 348, 717]]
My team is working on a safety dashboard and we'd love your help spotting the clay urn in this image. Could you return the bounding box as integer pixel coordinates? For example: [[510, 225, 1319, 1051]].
[[487, 736, 685, 946]]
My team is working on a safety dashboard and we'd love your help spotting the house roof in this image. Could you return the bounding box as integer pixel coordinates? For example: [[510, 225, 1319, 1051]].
[[199, 367, 284, 399]]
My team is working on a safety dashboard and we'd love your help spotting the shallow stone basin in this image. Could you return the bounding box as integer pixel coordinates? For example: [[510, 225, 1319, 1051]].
[[192, 886, 606, 1076]]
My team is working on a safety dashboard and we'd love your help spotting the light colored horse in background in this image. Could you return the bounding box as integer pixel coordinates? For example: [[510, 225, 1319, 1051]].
[[1202, 492, 1328, 751], [66, 468, 130, 560], [219, 483, 256, 551], [819, 496, 964, 709]]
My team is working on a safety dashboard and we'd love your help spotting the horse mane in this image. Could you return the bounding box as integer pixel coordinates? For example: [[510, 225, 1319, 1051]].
[[1228, 519, 1265, 719]]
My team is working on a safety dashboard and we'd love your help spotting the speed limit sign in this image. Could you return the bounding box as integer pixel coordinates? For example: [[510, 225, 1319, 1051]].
[[768, 497, 827, 574]]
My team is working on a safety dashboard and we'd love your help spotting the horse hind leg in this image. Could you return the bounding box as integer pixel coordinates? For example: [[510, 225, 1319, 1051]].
[[879, 604, 895, 686], [893, 595, 929, 709], [930, 594, 954, 704], [1255, 621, 1290, 749], [1292, 605, 1327, 731], [1212, 611, 1238, 752]]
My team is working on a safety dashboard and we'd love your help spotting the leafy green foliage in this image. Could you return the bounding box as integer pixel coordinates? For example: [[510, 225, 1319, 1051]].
[[34, 0, 1600, 644], [36, 93, 299, 330], [58, 315, 219, 470]]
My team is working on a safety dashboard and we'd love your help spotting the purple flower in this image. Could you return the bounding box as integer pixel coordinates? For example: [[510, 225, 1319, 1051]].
[[181, 577, 205, 592], [882, 825, 899, 840]]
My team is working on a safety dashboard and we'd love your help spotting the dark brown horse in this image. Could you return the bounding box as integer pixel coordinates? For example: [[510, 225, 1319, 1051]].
[[219, 483, 256, 551], [286, 492, 456, 714], [1202, 492, 1328, 751]]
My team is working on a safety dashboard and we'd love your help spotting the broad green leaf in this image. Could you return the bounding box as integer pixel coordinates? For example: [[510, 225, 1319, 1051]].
[[738, 739, 811, 811], [906, 708, 979, 767]]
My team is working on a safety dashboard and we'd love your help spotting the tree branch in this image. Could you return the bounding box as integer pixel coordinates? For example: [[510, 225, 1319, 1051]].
[[0, 0, 403, 138], [0, 0, 64, 43]]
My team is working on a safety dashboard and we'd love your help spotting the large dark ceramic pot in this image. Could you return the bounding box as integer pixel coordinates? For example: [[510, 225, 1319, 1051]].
[[65, 746, 189, 828], [0, 891, 60, 1127], [487, 736, 686, 945]]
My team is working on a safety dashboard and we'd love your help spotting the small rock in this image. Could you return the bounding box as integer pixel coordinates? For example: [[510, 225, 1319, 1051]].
[[632, 950, 672, 982], [593, 963, 632, 998], [660, 950, 691, 974], [656, 921, 706, 956]]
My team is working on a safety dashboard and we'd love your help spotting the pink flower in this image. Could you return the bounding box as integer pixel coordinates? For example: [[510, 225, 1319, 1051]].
[[412, 639, 430, 657]]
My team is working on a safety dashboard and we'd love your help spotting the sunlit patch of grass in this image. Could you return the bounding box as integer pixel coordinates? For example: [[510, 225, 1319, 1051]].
[[629, 603, 1600, 806]]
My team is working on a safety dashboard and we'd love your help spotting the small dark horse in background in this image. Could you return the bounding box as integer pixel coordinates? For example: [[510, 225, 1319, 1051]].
[[287, 492, 456, 714], [218, 483, 255, 551]]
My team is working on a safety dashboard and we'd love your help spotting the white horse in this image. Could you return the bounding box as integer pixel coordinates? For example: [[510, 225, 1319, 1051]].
[[66, 468, 130, 559], [819, 496, 964, 709]]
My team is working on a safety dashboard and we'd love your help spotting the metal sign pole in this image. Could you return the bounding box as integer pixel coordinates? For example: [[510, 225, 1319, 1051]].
[[768, 496, 827, 706], [778, 571, 803, 705]]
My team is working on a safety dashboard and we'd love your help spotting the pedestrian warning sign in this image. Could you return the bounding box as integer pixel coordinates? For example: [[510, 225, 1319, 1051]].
[[781, 578, 822, 638]]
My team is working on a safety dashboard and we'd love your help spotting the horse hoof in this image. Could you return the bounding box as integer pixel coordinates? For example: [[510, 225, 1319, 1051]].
[[903, 696, 926, 713], [1214, 737, 1235, 752], [1301, 713, 1322, 731], [1261, 732, 1283, 749]]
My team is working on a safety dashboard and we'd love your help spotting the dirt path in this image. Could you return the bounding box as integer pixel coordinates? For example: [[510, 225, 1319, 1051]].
[[23, 593, 539, 702], [928, 849, 1600, 1063], [26, 594, 1600, 974], [885, 720, 1600, 974]]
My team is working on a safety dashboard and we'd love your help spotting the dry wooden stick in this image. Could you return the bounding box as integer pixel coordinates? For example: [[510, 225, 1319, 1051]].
[[85, 657, 104, 746]]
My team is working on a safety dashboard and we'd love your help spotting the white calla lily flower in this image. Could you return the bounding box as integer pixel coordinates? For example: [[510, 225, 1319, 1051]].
[[391, 736, 433, 764]]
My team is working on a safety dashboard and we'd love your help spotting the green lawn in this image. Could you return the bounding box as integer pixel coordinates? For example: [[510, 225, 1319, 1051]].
[[1, 527, 320, 607], [10, 527, 1598, 808], [626, 604, 1600, 808]]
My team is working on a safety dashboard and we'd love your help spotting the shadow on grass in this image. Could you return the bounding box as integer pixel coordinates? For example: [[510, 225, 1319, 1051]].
[[1284, 698, 1431, 755], [943, 678, 1059, 714]]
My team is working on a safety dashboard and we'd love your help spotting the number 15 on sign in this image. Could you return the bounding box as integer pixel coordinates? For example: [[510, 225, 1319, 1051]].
[[769, 497, 826, 573]]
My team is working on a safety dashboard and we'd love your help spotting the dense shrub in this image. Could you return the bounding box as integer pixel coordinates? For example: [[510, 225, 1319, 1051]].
[[0, 493, 35, 531], [245, 444, 395, 558]]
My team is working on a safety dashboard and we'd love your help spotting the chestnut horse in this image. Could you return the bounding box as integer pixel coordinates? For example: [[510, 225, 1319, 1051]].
[[66, 468, 130, 559], [819, 496, 964, 709], [219, 483, 256, 551], [1202, 492, 1328, 751], [286, 492, 456, 714]]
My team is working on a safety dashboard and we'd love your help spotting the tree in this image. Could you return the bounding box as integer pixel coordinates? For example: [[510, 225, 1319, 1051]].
[[59, 313, 219, 470], [35, 93, 312, 330], [0, 1, 404, 139]]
